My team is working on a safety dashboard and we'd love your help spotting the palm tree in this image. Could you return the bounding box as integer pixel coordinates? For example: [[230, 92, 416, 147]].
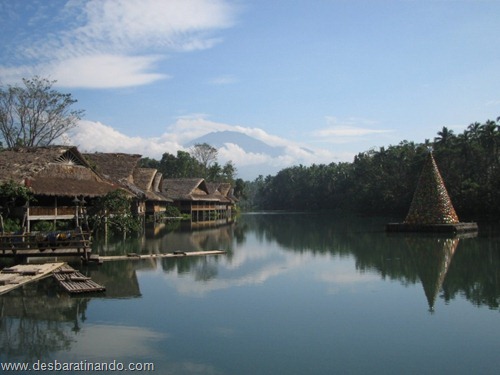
[[434, 126, 455, 146]]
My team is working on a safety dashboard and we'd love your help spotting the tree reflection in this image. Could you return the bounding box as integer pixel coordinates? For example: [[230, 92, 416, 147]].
[[237, 213, 500, 311], [0, 279, 88, 362]]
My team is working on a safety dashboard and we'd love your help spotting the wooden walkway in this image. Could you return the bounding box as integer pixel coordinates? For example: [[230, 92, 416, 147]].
[[53, 265, 105, 294], [99, 250, 226, 262], [0, 262, 65, 295]]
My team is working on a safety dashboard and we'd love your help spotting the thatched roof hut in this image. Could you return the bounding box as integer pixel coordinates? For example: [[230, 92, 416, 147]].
[[84, 152, 170, 204], [0, 146, 117, 197], [163, 178, 218, 202]]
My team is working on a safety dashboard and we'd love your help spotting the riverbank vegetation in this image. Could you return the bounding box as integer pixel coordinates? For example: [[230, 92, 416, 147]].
[[243, 117, 500, 219]]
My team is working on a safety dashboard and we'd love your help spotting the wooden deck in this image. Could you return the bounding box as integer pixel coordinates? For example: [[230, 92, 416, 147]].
[[0, 262, 65, 295], [53, 265, 105, 294], [0, 230, 92, 258]]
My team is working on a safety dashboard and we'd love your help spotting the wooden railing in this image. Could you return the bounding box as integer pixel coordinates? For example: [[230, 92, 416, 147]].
[[28, 206, 76, 217], [0, 229, 91, 253]]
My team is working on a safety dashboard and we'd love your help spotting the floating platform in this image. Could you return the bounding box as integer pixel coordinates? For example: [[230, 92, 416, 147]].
[[0, 262, 65, 295], [99, 250, 226, 262], [53, 265, 105, 294], [386, 222, 478, 233]]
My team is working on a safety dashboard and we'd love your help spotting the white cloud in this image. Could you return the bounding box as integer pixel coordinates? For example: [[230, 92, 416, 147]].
[[312, 116, 393, 143], [50, 54, 169, 88], [68, 120, 182, 157], [217, 143, 271, 166], [208, 74, 238, 85], [70, 324, 165, 359], [64, 116, 349, 179], [1, 0, 237, 88]]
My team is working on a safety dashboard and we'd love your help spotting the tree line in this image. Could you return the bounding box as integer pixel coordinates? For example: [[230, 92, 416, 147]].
[[2, 77, 498, 218], [243, 117, 500, 219]]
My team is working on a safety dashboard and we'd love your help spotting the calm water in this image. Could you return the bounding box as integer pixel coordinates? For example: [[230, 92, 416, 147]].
[[1, 213, 500, 374]]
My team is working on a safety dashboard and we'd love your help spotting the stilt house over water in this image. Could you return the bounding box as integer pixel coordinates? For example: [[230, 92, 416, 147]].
[[162, 178, 235, 225], [0, 146, 118, 231], [83, 152, 171, 218], [386, 151, 478, 233]]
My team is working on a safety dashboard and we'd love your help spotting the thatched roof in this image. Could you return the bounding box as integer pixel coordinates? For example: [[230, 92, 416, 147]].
[[206, 182, 232, 203], [163, 178, 219, 202], [217, 183, 232, 197], [84, 152, 142, 184], [133, 168, 156, 191], [132, 168, 171, 202], [215, 182, 238, 203], [404, 152, 459, 225], [0, 146, 118, 197], [0, 146, 88, 182], [84, 153, 171, 202]]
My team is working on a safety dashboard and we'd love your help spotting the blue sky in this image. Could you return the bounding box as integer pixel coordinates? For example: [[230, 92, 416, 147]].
[[1, 0, 499, 179]]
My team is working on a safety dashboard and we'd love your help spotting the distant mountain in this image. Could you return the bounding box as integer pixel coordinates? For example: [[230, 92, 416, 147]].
[[185, 130, 285, 157]]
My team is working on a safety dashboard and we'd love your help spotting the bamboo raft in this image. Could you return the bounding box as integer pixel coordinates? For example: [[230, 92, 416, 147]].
[[0, 262, 65, 295], [52, 265, 105, 294], [98, 250, 226, 262]]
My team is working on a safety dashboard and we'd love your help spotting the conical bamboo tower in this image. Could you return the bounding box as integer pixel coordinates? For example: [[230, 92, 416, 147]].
[[386, 151, 477, 233], [404, 152, 459, 225]]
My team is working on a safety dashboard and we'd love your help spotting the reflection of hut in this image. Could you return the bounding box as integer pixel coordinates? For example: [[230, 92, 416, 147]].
[[387, 152, 477, 233], [88, 261, 142, 299]]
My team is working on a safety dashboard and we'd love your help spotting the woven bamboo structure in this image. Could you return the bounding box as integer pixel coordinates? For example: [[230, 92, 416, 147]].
[[387, 152, 477, 233], [404, 152, 459, 225]]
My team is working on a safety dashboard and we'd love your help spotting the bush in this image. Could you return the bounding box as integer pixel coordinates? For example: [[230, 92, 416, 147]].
[[164, 206, 181, 219]]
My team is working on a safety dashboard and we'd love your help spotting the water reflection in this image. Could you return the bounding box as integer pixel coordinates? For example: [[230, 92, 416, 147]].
[[393, 234, 460, 312], [90, 213, 500, 312], [1, 213, 499, 370], [0, 280, 86, 361], [237, 213, 500, 311]]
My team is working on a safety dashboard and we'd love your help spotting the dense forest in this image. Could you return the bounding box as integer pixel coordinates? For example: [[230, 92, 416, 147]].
[[243, 117, 500, 219]]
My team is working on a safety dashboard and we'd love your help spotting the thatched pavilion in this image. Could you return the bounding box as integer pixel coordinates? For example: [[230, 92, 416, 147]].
[[386, 152, 478, 233]]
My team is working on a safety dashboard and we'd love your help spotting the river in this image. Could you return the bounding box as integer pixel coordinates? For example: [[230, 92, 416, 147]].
[[1, 212, 499, 374]]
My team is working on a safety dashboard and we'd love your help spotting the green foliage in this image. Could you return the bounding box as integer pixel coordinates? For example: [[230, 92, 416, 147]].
[[0, 180, 34, 222], [164, 205, 182, 218], [32, 220, 54, 232], [88, 190, 142, 236], [157, 150, 203, 178], [139, 157, 160, 169], [0, 179, 33, 203], [2, 218, 21, 232], [141, 144, 238, 183], [248, 117, 500, 219]]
